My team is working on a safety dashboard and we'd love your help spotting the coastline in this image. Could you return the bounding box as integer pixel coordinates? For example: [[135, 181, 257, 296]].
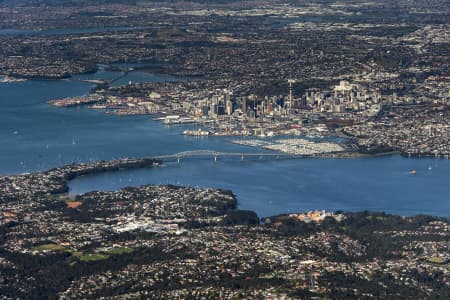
[[1, 157, 448, 219], [2, 156, 448, 298], [226, 138, 403, 159], [5, 66, 447, 161], [7, 70, 446, 161]]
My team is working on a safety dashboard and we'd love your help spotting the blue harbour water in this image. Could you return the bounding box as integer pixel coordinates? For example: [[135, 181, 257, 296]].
[[1, 71, 449, 218]]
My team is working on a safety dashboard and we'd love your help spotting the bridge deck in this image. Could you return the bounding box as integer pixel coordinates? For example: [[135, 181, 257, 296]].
[[153, 150, 302, 160]]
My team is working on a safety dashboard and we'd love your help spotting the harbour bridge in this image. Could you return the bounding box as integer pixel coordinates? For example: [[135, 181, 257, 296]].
[[153, 150, 302, 163]]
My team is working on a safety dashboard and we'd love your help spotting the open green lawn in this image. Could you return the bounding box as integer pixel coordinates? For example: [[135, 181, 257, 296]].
[[78, 253, 110, 262], [31, 243, 67, 252], [69, 247, 134, 264], [106, 247, 134, 255], [428, 257, 446, 264]]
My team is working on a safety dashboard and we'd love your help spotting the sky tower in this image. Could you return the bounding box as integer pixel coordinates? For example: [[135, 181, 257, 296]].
[[286, 78, 296, 113]]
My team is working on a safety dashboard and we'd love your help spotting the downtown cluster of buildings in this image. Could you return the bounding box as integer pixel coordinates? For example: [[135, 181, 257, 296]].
[[48, 72, 449, 157], [49, 78, 384, 141], [93, 80, 383, 119]]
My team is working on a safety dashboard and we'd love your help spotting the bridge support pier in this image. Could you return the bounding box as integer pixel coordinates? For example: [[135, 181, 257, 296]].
[[214, 156, 217, 162], [241, 155, 244, 161], [177, 157, 180, 164]]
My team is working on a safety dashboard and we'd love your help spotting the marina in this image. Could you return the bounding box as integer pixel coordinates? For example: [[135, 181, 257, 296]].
[[230, 138, 347, 156]]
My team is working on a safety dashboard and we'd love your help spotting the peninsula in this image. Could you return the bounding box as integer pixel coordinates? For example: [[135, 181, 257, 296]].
[[0, 159, 448, 298]]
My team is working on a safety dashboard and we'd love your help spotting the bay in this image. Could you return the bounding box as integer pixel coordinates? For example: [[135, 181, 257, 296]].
[[69, 156, 449, 218], [0, 72, 449, 218]]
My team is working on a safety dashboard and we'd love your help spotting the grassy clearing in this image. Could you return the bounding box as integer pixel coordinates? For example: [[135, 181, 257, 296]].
[[106, 247, 134, 255], [68, 247, 134, 264], [428, 257, 446, 264], [69, 250, 83, 258], [31, 243, 67, 252], [78, 253, 110, 262]]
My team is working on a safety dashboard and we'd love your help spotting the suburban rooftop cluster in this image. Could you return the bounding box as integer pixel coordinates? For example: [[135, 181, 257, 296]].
[[0, 160, 448, 298]]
